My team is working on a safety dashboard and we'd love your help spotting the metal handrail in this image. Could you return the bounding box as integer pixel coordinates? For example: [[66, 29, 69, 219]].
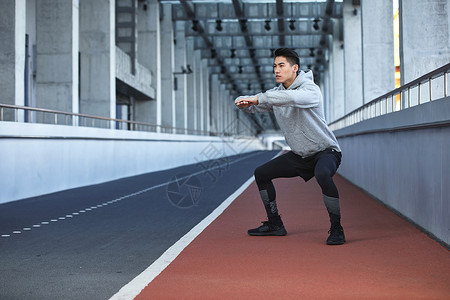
[[329, 63, 450, 131], [0, 103, 223, 137]]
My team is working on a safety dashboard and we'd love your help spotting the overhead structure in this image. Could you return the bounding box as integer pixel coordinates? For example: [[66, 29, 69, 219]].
[[160, 0, 344, 133]]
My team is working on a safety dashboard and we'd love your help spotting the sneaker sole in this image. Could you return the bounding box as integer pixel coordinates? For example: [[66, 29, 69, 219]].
[[326, 239, 346, 245], [248, 231, 287, 236]]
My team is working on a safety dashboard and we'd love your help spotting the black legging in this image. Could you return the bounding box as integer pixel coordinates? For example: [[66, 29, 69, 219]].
[[254, 149, 341, 208]]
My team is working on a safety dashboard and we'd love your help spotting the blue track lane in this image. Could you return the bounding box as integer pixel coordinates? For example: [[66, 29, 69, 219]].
[[0, 150, 278, 300]]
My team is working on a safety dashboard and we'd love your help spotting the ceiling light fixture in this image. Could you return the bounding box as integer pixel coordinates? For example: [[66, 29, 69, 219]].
[[216, 19, 223, 32], [289, 20, 295, 31], [313, 18, 320, 31], [264, 20, 271, 31], [191, 20, 199, 32]]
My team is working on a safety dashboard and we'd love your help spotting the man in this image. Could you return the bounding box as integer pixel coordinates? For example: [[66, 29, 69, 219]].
[[235, 48, 345, 245]]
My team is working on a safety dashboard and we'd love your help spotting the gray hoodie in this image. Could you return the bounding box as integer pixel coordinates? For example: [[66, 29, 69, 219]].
[[236, 70, 341, 158]]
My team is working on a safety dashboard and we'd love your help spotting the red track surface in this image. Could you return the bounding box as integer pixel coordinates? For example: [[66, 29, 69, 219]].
[[136, 175, 450, 299]]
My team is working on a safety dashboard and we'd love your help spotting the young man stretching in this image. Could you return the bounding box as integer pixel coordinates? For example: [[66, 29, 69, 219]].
[[235, 48, 345, 245]]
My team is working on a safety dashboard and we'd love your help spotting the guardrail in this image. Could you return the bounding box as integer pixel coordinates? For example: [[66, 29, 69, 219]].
[[329, 63, 450, 131], [0, 103, 226, 136]]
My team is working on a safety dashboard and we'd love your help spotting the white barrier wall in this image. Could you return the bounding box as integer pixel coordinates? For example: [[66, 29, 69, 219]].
[[0, 122, 265, 204]]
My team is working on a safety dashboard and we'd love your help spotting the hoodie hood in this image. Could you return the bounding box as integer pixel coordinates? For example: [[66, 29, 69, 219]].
[[281, 70, 315, 91]]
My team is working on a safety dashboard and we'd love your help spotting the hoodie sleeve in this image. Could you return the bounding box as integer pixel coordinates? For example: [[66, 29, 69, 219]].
[[257, 83, 320, 108], [234, 95, 273, 113]]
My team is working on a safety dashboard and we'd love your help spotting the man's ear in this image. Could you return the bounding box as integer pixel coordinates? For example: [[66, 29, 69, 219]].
[[293, 64, 299, 73]]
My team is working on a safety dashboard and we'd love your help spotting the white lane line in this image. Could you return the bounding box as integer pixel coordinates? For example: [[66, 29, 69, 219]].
[[0, 151, 271, 240], [108, 176, 255, 300]]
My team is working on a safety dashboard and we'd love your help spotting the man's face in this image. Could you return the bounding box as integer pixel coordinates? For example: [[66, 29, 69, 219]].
[[273, 56, 298, 88]]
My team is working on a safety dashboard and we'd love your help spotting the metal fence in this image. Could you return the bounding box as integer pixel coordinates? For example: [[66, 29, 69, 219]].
[[0, 103, 221, 136], [329, 63, 450, 131]]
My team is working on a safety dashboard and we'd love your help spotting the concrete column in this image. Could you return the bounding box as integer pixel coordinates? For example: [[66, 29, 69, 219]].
[[220, 84, 228, 134], [36, 0, 79, 116], [202, 59, 209, 134], [79, 0, 115, 119], [361, 0, 395, 102], [210, 74, 220, 133], [330, 19, 345, 122], [160, 3, 174, 131], [343, 0, 363, 113], [174, 21, 187, 133], [400, 0, 450, 100], [136, 0, 158, 124], [186, 37, 196, 131], [195, 50, 202, 132], [0, 0, 26, 121]]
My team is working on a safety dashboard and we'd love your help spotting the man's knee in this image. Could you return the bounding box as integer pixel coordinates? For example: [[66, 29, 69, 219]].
[[254, 164, 271, 183], [314, 168, 332, 184]]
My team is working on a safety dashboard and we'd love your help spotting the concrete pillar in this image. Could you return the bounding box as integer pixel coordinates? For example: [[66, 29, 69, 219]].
[[186, 37, 196, 132], [210, 74, 220, 133], [220, 84, 228, 134], [25, 0, 38, 116], [36, 0, 79, 116], [361, 0, 395, 102], [195, 50, 202, 132], [343, 0, 363, 113], [400, 0, 450, 101], [174, 21, 187, 133], [0, 0, 26, 121], [330, 19, 345, 123], [160, 3, 174, 131], [202, 59, 209, 134], [79, 0, 115, 119], [136, 0, 158, 125]]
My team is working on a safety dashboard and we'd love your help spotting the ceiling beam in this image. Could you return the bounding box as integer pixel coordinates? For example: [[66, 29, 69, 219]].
[[232, 0, 265, 91], [276, 0, 285, 46], [179, 0, 242, 95]]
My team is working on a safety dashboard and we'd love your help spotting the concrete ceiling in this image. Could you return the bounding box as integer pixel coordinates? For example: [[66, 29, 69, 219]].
[[159, 0, 345, 133]]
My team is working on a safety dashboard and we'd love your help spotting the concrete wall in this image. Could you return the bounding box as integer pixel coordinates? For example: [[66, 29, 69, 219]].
[[334, 97, 450, 246], [0, 122, 265, 204], [36, 0, 79, 114], [361, 0, 395, 102]]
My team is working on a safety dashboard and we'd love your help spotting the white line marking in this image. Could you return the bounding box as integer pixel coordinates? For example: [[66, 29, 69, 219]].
[[0, 151, 274, 240], [108, 176, 255, 300]]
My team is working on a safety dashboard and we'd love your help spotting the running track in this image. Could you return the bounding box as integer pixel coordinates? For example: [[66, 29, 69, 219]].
[[1, 151, 449, 299]]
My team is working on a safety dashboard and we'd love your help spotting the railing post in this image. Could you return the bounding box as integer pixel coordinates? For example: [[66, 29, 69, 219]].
[[408, 87, 411, 108], [445, 72, 448, 97], [429, 78, 432, 101], [418, 83, 421, 105]]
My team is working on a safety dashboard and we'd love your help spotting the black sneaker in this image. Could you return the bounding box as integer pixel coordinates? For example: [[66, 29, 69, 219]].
[[248, 221, 287, 236], [326, 226, 346, 245]]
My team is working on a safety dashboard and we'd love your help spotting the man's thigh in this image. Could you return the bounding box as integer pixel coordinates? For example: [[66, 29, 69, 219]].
[[256, 151, 314, 181]]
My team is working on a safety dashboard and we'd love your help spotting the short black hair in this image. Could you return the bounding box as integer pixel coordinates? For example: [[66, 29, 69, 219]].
[[274, 48, 300, 70]]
